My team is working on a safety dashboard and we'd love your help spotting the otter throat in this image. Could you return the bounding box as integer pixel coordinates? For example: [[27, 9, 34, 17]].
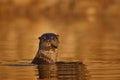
[[32, 49, 58, 64], [37, 49, 58, 63]]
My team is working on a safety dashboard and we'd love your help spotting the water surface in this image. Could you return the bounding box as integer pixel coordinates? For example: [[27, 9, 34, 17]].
[[0, 1, 120, 79]]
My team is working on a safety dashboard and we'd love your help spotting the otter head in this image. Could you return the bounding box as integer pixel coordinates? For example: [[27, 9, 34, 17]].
[[31, 33, 59, 64], [39, 33, 59, 50]]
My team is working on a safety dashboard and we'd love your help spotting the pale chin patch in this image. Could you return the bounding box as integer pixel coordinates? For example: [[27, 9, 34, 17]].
[[39, 49, 58, 63]]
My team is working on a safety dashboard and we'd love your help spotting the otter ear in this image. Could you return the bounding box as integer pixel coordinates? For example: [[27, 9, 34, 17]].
[[38, 37, 41, 39]]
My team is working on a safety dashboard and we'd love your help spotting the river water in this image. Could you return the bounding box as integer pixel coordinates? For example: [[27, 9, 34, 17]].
[[0, 15, 120, 80], [0, 0, 120, 80]]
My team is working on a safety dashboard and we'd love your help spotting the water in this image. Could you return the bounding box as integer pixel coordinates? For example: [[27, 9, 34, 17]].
[[0, 17, 120, 80], [0, 16, 120, 80], [0, 62, 89, 80], [37, 62, 88, 80], [0, 1, 120, 79]]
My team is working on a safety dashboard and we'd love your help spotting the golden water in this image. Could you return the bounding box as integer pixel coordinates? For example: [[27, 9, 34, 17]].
[[0, 0, 120, 80]]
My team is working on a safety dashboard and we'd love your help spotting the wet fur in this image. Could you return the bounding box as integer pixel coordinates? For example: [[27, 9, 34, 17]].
[[32, 33, 59, 64]]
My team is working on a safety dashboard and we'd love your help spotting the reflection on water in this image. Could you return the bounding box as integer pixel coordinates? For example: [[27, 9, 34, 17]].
[[0, 62, 89, 80], [37, 62, 89, 80]]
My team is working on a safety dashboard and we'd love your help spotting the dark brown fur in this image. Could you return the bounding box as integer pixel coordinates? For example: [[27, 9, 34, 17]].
[[32, 33, 59, 64]]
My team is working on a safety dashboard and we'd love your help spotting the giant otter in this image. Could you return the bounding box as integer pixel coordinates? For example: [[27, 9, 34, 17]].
[[31, 33, 59, 64]]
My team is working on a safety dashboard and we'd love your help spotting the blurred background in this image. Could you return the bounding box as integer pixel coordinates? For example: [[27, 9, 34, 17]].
[[0, 0, 120, 80]]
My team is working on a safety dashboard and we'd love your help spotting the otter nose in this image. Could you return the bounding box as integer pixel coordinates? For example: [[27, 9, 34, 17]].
[[47, 39, 50, 42]]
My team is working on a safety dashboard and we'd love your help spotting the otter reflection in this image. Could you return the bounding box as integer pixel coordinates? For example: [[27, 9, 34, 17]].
[[36, 62, 89, 80]]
